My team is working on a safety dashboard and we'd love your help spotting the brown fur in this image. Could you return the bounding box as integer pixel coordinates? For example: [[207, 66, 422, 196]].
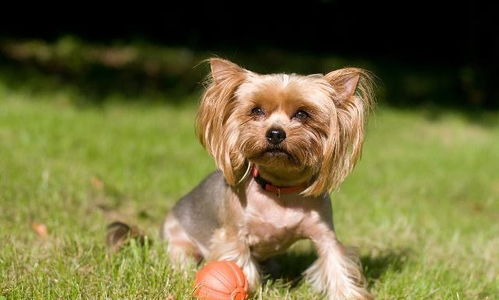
[[163, 58, 375, 299], [197, 58, 375, 196]]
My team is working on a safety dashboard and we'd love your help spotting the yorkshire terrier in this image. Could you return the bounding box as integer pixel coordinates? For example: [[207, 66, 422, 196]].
[[161, 58, 375, 299]]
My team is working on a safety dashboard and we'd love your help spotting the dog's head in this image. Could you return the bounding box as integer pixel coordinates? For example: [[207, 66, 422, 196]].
[[196, 58, 374, 197]]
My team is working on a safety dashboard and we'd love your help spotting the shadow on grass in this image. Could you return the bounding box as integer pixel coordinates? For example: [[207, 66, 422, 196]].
[[261, 248, 410, 289], [0, 57, 203, 107], [260, 251, 317, 287], [2, 37, 498, 113], [2, 53, 498, 130], [361, 248, 410, 287]]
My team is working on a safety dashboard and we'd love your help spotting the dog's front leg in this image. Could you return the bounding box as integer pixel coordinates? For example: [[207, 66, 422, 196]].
[[303, 221, 372, 300], [207, 227, 261, 290]]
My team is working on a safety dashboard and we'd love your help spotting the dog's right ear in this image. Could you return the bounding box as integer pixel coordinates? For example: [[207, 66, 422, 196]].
[[196, 58, 248, 185], [210, 58, 246, 84]]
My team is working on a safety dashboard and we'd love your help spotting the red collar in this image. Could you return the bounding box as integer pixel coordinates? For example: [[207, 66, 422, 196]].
[[251, 167, 307, 196]]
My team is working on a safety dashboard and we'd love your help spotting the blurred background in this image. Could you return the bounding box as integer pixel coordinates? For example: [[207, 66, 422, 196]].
[[0, 1, 497, 110]]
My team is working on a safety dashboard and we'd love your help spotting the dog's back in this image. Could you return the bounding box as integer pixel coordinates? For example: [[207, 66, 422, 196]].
[[167, 171, 227, 249]]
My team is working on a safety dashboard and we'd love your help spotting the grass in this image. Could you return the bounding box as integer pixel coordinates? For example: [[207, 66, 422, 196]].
[[1, 81, 498, 299]]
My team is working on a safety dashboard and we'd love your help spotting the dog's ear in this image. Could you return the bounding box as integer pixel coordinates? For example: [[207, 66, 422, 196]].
[[210, 58, 245, 84], [324, 69, 361, 103], [304, 68, 375, 197], [196, 58, 248, 185]]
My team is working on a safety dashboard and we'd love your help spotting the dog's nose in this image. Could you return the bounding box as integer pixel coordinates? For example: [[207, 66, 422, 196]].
[[266, 128, 286, 145]]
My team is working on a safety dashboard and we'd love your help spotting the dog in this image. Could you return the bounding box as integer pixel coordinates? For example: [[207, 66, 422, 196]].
[[161, 58, 375, 299]]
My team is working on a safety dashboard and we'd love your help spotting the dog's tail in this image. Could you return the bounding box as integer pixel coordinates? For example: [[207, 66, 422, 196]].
[[106, 221, 150, 252]]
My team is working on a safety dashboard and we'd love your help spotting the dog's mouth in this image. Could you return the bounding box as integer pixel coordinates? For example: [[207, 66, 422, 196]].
[[247, 146, 299, 165], [261, 147, 292, 158]]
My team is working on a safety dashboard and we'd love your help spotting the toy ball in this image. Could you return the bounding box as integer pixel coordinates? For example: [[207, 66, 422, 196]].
[[194, 260, 249, 300]]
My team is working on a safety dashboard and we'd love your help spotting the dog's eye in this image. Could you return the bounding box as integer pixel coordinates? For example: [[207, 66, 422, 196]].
[[292, 110, 309, 120], [251, 107, 265, 116]]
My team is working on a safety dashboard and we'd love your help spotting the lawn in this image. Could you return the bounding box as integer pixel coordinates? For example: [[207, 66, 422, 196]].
[[0, 83, 498, 299]]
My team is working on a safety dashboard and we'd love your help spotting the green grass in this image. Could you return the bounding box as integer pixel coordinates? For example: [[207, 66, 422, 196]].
[[1, 88, 498, 299]]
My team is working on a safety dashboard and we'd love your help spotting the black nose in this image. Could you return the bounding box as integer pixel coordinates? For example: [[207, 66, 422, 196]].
[[266, 128, 286, 145]]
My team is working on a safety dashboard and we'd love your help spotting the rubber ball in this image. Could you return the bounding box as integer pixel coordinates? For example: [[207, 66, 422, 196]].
[[193, 260, 248, 300]]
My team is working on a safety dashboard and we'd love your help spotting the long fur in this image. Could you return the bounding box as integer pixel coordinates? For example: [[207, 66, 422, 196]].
[[196, 59, 248, 185], [198, 62, 375, 195], [207, 227, 261, 290], [304, 239, 373, 299], [167, 58, 376, 299], [304, 68, 375, 196]]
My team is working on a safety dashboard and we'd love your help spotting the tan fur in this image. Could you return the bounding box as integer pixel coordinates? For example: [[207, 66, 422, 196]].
[[167, 58, 375, 299], [302, 217, 373, 300], [197, 59, 375, 196], [196, 59, 249, 185], [304, 68, 375, 196]]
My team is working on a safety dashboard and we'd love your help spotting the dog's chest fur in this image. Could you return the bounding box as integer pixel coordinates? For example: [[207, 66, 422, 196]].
[[242, 180, 321, 260]]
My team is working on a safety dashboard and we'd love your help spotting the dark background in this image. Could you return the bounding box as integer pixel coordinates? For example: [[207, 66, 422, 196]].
[[1, 1, 497, 109]]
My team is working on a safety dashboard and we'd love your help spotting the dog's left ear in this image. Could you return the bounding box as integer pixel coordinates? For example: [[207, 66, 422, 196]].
[[324, 68, 361, 104], [304, 68, 375, 197]]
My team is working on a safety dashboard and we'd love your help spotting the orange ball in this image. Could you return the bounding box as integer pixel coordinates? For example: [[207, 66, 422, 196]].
[[193, 261, 249, 300]]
